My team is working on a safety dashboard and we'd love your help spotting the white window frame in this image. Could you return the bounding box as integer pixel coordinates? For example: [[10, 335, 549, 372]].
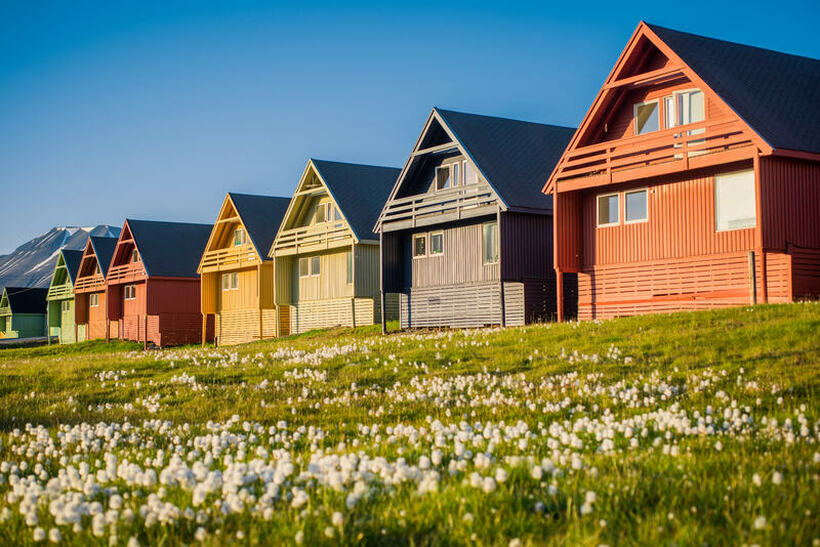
[[222, 272, 238, 291], [429, 231, 444, 256], [346, 251, 353, 285], [412, 233, 427, 259], [310, 256, 321, 277], [596, 192, 620, 228], [715, 169, 757, 232], [90, 293, 99, 307], [634, 99, 660, 135], [298, 257, 310, 278], [482, 222, 499, 265], [315, 202, 328, 224], [623, 188, 649, 225], [124, 285, 136, 301], [451, 162, 460, 187]]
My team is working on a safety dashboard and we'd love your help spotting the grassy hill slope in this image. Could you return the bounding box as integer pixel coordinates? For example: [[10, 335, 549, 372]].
[[0, 303, 818, 545]]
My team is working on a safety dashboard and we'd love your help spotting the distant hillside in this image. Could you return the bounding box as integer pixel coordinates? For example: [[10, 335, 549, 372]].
[[0, 226, 121, 289]]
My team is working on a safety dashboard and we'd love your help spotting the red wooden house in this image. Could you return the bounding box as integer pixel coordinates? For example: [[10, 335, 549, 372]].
[[74, 236, 119, 341], [545, 22, 820, 320], [106, 219, 213, 347]]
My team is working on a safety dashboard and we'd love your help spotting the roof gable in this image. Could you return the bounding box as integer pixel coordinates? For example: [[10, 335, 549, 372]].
[[89, 236, 118, 279], [228, 193, 290, 257], [380, 108, 575, 225], [2, 287, 48, 314], [122, 219, 213, 278]]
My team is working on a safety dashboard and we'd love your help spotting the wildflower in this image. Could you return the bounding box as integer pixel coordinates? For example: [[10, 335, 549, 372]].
[[324, 526, 335, 538], [194, 527, 207, 542], [332, 512, 344, 528], [294, 531, 304, 544], [773, 471, 783, 485], [509, 539, 522, 547], [754, 516, 767, 530], [48, 529, 61, 543], [33, 528, 46, 542]]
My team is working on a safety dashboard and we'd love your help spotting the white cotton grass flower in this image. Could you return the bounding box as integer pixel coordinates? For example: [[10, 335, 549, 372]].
[[509, 539, 522, 547], [324, 526, 335, 538], [332, 512, 344, 528], [33, 528, 46, 542], [772, 471, 783, 485], [754, 515, 767, 530], [48, 529, 61, 543], [294, 531, 305, 544], [194, 527, 207, 542]]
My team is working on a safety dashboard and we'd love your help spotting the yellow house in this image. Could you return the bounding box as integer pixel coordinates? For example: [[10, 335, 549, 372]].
[[199, 193, 290, 346], [269, 159, 400, 335]]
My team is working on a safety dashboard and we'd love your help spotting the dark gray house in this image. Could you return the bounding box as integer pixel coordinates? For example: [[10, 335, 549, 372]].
[[375, 108, 577, 330]]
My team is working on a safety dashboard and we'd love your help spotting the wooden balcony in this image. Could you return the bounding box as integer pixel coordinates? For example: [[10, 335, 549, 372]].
[[379, 183, 497, 232], [552, 118, 756, 191], [74, 274, 105, 293], [107, 263, 146, 284], [199, 244, 260, 272], [46, 284, 73, 301], [272, 221, 352, 256]]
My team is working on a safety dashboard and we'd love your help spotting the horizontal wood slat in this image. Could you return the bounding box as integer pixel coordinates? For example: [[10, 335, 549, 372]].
[[398, 281, 524, 328]]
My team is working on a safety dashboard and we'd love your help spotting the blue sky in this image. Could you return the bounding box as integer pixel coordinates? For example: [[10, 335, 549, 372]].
[[1, 0, 818, 254]]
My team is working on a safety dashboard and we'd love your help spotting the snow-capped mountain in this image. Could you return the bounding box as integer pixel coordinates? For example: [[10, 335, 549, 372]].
[[0, 226, 121, 289]]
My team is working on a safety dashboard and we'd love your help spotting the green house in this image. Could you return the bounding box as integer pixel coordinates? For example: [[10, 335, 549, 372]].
[[0, 286, 48, 339], [46, 249, 85, 344]]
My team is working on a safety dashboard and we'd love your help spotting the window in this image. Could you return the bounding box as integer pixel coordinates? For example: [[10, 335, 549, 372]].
[[315, 203, 328, 224], [435, 166, 451, 190], [61, 300, 70, 312], [597, 193, 620, 227], [233, 228, 245, 247], [451, 162, 460, 187], [429, 232, 443, 256], [346, 251, 353, 284], [131, 249, 139, 263], [90, 294, 99, 307], [635, 100, 659, 135], [624, 189, 648, 223], [464, 161, 478, 185], [124, 285, 136, 300], [333, 206, 343, 221], [715, 169, 756, 231], [221, 272, 238, 291], [298, 256, 320, 276], [413, 234, 427, 258], [483, 222, 499, 264], [662, 89, 705, 129]]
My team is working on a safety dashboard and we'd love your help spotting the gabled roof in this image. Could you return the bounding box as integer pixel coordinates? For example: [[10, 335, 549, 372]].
[[436, 109, 576, 210], [311, 159, 401, 239], [125, 219, 213, 278], [646, 23, 820, 156], [59, 249, 85, 285], [1, 287, 48, 314], [89, 236, 118, 279], [227, 193, 290, 257]]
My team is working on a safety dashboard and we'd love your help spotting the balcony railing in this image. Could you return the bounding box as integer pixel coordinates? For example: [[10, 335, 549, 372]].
[[272, 222, 352, 255], [74, 274, 105, 293], [379, 183, 497, 232], [199, 244, 259, 271], [47, 284, 73, 300], [107, 263, 146, 284], [552, 117, 755, 189]]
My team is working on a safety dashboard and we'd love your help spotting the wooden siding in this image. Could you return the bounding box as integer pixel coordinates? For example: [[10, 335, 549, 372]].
[[292, 249, 354, 301], [215, 308, 277, 346], [399, 281, 524, 328], [792, 246, 820, 299], [577, 250, 791, 319], [581, 163, 756, 266], [217, 267, 259, 310], [555, 192, 583, 272], [77, 290, 109, 340], [760, 156, 820, 251], [500, 212, 553, 280], [282, 297, 376, 335], [408, 220, 499, 288]]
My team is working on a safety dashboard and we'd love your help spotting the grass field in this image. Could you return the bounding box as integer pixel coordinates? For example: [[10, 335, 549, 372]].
[[1, 303, 819, 545]]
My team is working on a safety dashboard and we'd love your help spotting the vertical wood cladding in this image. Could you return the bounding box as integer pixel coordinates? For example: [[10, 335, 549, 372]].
[[760, 156, 820, 251]]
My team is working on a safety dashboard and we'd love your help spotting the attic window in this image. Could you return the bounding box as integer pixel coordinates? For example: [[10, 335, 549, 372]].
[[315, 203, 329, 224], [234, 228, 245, 247], [664, 89, 705, 128], [435, 166, 451, 190], [131, 249, 139, 263], [464, 161, 478, 185], [634, 100, 659, 135]]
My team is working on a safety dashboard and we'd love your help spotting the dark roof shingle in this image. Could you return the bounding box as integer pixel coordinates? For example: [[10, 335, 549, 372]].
[[126, 220, 213, 278], [2, 287, 48, 314], [436, 108, 576, 211], [228, 193, 290, 258], [89, 236, 118, 279], [60, 249, 84, 284], [312, 160, 400, 239], [648, 23, 820, 155]]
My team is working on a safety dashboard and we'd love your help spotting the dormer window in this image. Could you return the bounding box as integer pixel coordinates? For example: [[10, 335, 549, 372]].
[[634, 100, 660, 135], [233, 228, 245, 247], [131, 249, 139, 263], [435, 166, 452, 190]]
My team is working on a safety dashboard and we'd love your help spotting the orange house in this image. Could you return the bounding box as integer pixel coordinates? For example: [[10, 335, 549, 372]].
[[74, 236, 119, 340], [106, 219, 213, 347], [545, 22, 820, 320]]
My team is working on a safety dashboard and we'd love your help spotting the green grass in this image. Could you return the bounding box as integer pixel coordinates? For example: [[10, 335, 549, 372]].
[[0, 303, 819, 545]]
